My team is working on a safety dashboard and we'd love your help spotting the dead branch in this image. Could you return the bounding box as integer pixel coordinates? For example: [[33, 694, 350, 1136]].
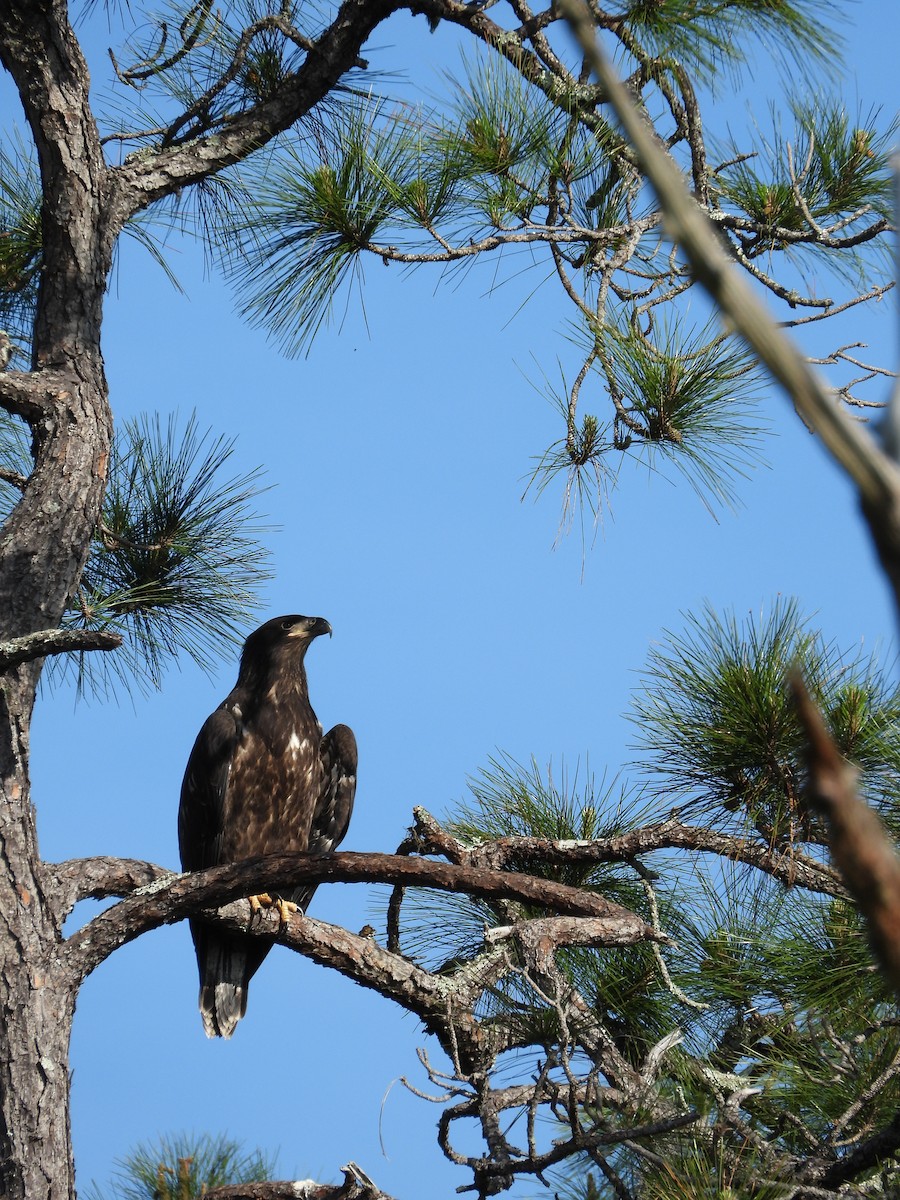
[[203, 1162, 393, 1199], [407, 807, 846, 897]]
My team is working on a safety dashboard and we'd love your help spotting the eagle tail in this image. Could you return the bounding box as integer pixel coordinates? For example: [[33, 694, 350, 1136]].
[[200, 984, 245, 1039], [195, 927, 268, 1038]]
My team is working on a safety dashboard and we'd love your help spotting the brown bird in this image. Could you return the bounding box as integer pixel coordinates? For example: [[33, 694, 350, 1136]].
[[178, 615, 357, 1037]]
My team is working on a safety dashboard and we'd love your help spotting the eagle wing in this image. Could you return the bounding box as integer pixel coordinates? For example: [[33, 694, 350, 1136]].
[[310, 723, 358, 853], [287, 722, 358, 911], [178, 702, 242, 871]]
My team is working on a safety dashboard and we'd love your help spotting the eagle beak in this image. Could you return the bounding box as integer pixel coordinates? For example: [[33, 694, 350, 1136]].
[[309, 617, 332, 639]]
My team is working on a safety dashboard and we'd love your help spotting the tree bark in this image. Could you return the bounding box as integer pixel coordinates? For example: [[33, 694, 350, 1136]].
[[0, 0, 115, 1191]]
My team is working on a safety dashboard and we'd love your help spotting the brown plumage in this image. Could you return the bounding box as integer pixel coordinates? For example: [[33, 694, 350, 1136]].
[[178, 614, 357, 1038]]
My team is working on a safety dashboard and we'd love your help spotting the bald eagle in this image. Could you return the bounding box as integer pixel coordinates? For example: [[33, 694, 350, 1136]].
[[178, 615, 357, 1038]]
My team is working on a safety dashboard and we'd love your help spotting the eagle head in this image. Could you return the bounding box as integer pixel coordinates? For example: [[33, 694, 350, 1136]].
[[239, 614, 332, 678]]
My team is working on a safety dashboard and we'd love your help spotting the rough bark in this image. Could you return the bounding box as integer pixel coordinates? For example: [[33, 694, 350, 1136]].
[[0, 0, 114, 1191]]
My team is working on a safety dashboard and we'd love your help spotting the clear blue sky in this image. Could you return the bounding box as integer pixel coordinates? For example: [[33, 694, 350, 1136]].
[[8, 1, 899, 1195]]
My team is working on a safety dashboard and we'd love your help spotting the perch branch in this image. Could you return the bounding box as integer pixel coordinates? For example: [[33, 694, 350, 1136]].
[[59, 850, 659, 982]]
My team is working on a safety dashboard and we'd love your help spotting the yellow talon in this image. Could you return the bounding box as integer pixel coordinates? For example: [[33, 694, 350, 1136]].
[[275, 897, 299, 923], [247, 893, 297, 923]]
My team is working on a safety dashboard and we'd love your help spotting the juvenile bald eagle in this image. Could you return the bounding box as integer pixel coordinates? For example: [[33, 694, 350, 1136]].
[[178, 615, 357, 1038]]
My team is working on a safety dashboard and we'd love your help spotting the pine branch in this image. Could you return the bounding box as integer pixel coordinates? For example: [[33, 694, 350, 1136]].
[[408, 808, 847, 897], [113, 0, 400, 220], [43, 855, 168, 921], [0, 370, 61, 424], [0, 627, 121, 671], [558, 0, 900, 524]]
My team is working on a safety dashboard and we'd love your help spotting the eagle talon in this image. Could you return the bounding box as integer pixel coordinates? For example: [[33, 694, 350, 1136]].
[[275, 897, 299, 923], [247, 893, 298, 925]]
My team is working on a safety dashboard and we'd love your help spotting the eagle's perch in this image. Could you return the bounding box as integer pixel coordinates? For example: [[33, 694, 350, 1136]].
[[178, 614, 357, 1037]]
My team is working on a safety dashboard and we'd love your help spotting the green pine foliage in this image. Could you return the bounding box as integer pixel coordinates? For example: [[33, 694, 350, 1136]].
[[213, 2, 891, 534], [7, 0, 883, 547], [714, 98, 895, 268], [0, 409, 31, 518], [227, 101, 425, 354], [619, 0, 839, 83], [0, 136, 42, 362], [85, 1132, 276, 1200], [530, 317, 765, 520], [631, 598, 900, 840], [52, 412, 272, 696]]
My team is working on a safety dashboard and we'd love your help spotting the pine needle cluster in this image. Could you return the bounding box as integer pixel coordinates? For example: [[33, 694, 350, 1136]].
[[50, 412, 272, 697], [85, 1132, 276, 1200]]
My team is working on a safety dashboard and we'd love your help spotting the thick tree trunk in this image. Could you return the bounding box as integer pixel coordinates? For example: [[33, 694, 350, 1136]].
[[0, 0, 115, 1192], [0, 694, 77, 1198], [0, 358, 112, 1197], [0, 368, 109, 1196]]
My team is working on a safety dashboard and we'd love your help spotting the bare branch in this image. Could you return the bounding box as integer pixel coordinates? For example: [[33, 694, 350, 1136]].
[[485, 913, 665, 957], [208, 904, 502, 1065], [780, 282, 894, 328], [0, 468, 27, 490], [0, 370, 65, 423], [42, 855, 168, 922], [0, 627, 122, 673], [409, 808, 847, 897]]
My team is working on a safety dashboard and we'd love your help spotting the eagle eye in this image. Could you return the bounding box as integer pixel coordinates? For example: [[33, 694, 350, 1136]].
[[281, 619, 296, 630]]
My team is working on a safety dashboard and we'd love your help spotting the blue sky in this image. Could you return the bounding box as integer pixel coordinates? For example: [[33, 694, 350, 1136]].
[[7, 0, 900, 1195]]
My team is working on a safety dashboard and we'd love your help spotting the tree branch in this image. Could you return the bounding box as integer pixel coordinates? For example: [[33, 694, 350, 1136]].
[[211, 902, 482, 1050], [408, 807, 846, 897], [203, 1162, 395, 1200], [0, 370, 65, 423], [0, 627, 121, 672], [42, 855, 167, 921], [559, 0, 900, 563], [59, 850, 659, 983], [812, 1109, 900, 1190], [112, 0, 400, 221]]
